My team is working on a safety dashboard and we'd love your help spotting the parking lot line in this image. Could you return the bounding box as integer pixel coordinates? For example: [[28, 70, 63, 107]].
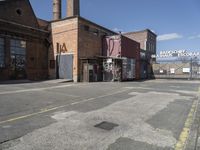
[[0, 84, 74, 95], [174, 87, 200, 150], [0, 88, 130, 125]]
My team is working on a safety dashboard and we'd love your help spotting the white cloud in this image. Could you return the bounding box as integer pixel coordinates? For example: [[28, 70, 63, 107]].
[[188, 34, 200, 40], [157, 33, 183, 41]]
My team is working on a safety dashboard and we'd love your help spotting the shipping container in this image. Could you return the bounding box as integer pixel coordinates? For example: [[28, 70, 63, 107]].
[[103, 35, 141, 80]]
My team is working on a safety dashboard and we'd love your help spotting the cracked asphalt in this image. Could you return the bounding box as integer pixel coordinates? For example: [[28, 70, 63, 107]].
[[0, 79, 199, 150]]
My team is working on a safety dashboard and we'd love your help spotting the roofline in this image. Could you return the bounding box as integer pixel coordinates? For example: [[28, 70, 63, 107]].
[[124, 29, 157, 36], [37, 18, 50, 23], [78, 16, 117, 34], [27, 0, 40, 28], [50, 16, 117, 34], [50, 16, 78, 23], [104, 34, 140, 45], [0, 19, 49, 33]]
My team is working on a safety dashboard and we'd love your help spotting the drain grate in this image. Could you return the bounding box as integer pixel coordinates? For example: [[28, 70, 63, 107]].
[[94, 121, 119, 131]]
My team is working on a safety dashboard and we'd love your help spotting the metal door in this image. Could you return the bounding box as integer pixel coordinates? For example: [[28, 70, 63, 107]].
[[57, 54, 73, 80]]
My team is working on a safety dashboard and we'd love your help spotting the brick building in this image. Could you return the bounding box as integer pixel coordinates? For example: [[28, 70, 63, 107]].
[[50, 16, 115, 82], [124, 29, 157, 79], [0, 0, 156, 82], [0, 0, 49, 80]]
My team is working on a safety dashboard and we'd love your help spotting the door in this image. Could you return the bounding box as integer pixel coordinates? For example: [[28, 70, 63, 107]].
[[57, 54, 73, 80], [83, 63, 94, 82], [83, 63, 88, 82]]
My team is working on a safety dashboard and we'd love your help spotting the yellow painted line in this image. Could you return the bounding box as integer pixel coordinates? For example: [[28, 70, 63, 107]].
[[175, 99, 199, 150], [0, 84, 74, 95], [0, 88, 130, 125], [0, 106, 64, 125]]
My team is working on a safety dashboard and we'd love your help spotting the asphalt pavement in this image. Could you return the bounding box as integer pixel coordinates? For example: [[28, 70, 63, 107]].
[[0, 79, 199, 150]]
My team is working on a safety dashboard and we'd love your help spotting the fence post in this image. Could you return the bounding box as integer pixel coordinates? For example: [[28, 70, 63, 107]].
[[190, 58, 193, 80]]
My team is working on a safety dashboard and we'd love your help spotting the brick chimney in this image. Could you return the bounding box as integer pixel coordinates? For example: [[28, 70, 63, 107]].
[[67, 0, 80, 17], [53, 0, 62, 20]]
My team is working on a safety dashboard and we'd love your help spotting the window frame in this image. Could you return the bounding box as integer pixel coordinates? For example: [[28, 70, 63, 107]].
[[10, 39, 26, 55]]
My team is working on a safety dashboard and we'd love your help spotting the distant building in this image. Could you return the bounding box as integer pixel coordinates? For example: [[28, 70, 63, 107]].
[[124, 29, 157, 79]]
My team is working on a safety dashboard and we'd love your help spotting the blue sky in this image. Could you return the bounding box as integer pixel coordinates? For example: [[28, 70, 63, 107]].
[[30, 0, 200, 52]]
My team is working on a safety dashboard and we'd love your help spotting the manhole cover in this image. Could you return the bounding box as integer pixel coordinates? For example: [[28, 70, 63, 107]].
[[94, 121, 119, 131]]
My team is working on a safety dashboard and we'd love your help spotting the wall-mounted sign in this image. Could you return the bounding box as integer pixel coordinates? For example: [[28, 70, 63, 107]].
[[57, 43, 68, 54], [170, 68, 175, 74], [183, 68, 190, 73], [160, 70, 164, 73], [157, 50, 200, 58]]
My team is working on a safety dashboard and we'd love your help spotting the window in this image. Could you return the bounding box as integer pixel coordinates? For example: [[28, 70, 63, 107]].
[[10, 39, 26, 55], [150, 43, 153, 52], [0, 38, 5, 68], [82, 25, 90, 31], [10, 39, 26, 72]]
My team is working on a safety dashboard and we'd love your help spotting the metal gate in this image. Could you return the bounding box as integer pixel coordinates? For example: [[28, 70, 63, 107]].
[[57, 54, 73, 80], [11, 54, 26, 79]]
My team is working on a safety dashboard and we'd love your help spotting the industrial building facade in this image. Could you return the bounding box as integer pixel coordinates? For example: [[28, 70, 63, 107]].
[[0, 0, 49, 80], [50, 16, 116, 82], [0, 0, 157, 82], [124, 30, 157, 79]]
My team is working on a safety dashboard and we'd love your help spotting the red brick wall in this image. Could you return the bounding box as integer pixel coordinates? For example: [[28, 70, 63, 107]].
[[0, 0, 39, 28], [121, 36, 140, 79], [50, 18, 79, 81], [26, 39, 48, 80]]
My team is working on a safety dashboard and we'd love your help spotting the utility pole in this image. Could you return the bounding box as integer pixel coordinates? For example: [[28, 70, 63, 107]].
[[190, 58, 193, 80]]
